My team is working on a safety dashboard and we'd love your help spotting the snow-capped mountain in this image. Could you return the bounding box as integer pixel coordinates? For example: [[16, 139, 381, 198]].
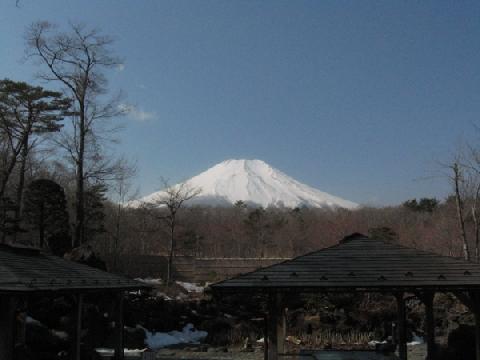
[[135, 159, 358, 209]]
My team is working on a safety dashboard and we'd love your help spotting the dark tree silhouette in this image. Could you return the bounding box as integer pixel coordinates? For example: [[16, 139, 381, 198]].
[[403, 198, 439, 213], [0, 197, 19, 242], [0, 79, 71, 206], [84, 183, 108, 242], [23, 179, 70, 254], [368, 227, 399, 243]]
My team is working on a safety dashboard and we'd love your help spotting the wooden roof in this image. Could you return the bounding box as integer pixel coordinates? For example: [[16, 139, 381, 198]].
[[0, 244, 146, 293], [211, 233, 480, 293]]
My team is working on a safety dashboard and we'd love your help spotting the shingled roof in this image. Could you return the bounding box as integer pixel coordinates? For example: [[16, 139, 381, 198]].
[[211, 233, 480, 292], [0, 244, 146, 293]]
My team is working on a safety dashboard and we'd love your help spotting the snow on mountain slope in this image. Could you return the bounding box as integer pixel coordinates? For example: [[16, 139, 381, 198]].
[[135, 159, 358, 209]]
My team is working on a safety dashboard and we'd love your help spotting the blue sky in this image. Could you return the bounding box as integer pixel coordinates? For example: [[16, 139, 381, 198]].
[[1, 1, 480, 206]]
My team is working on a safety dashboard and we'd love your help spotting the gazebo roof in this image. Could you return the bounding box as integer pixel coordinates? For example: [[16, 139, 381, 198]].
[[0, 244, 146, 293], [211, 233, 480, 292]]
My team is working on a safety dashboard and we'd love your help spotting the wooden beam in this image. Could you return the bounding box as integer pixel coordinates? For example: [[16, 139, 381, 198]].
[[418, 292, 435, 360], [114, 292, 125, 360], [470, 291, 480, 360], [267, 293, 279, 360], [395, 293, 407, 360], [275, 294, 286, 355], [15, 297, 27, 351], [0, 296, 18, 360], [454, 291, 480, 360], [73, 294, 83, 360], [263, 314, 268, 360], [475, 309, 480, 360]]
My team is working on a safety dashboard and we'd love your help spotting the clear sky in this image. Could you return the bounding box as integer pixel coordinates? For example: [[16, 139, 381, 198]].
[[1, 1, 480, 206]]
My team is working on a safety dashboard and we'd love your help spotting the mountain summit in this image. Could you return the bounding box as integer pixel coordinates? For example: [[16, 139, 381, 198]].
[[137, 159, 358, 209]]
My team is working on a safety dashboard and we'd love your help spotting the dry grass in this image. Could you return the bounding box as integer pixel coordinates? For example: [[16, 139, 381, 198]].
[[293, 329, 373, 348]]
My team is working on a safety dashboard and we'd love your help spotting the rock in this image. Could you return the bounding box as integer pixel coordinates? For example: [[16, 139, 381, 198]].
[[201, 317, 233, 346], [124, 326, 146, 349], [375, 342, 395, 354], [199, 345, 209, 352], [243, 336, 252, 350], [26, 321, 68, 354], [64, 245, 106, 270], [286, 335, 302, 345]]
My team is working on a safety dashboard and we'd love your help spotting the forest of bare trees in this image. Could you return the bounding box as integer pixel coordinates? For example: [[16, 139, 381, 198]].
[[98, 197, 464, 262]]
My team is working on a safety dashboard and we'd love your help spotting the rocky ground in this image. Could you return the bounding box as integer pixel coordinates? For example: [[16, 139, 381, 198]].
[[154, 344, 427, 360]]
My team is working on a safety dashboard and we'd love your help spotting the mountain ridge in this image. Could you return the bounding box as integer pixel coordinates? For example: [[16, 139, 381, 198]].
[[135, 159, 358, 209]]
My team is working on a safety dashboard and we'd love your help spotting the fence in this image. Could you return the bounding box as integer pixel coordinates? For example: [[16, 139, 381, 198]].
[[106, 255, 288, 283]]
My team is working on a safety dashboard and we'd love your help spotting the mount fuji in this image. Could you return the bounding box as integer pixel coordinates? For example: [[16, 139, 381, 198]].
[[135, 159, 358, 209]]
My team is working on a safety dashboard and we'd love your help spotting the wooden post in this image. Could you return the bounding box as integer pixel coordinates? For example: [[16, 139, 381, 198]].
[[454, 291, 480, 360], [275, 294, 286, 355], [267, 293, 279, 360], [263, 313, 268, 360], [472, 291, 480, 360], [73, 294, 83, 360], [396, 293, 407, 360], [0, 296, 18, 360], [475, 309, 480, 360], [14, 300, 27, 360], [422, 292, 436, 360], [114, 292, 125, 360]]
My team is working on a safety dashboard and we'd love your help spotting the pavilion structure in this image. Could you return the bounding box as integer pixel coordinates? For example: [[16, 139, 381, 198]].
[[212, 233, 480, 360], [0, 243, 147, 360]]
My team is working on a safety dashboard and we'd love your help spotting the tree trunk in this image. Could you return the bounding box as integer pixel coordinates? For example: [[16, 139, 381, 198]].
[[74, 105, 85, 248], [453, 163, 470, 261], [39, 201, 45, 248], [0, 152, 20, 201], [113, 202, 121, 271], [474, 205, 480, 263], [167, 222, 175, 286], [474, 185, 480, 262], [13, 134, 30, 242]]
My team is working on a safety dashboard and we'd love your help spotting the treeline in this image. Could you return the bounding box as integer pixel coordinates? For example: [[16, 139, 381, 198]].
[[98, 197, 469, 265]]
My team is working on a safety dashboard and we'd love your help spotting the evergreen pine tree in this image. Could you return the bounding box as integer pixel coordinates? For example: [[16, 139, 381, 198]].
[[83, 183, 107, 241], [23, 179, 70, 254]]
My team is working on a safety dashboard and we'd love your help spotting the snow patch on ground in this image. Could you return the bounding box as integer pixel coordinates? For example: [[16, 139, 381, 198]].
[[135, 277, 163, 286], [408, 333, 424, 346], [368, 333, 424, 348], [155, 292, 173, 300], [51, 330, 69, 340], [175, 281, 204, 293], [140, 323, 208, 349], [95, 348, 147, 357], [368, 340, 387, 346], [26, 316, 42, 326]]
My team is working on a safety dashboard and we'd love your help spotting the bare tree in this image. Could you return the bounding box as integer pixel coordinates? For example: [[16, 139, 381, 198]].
[[109, 158, 138, 271], [449, 162, 471, 261], [461, 145, 480, 262], [26, 21, 123, 247], [147, 179, 200, 285]]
